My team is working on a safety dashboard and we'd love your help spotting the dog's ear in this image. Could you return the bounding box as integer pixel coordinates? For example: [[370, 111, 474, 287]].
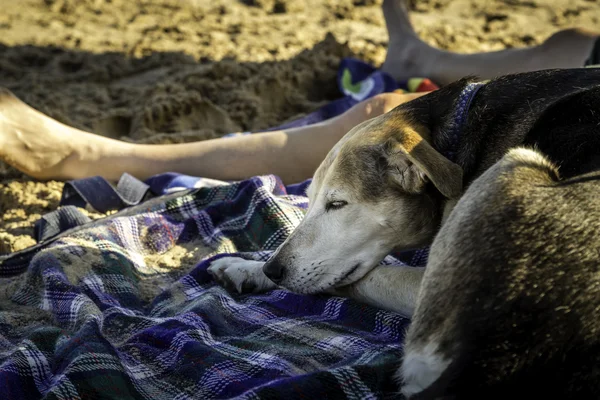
[[385, 125, 463, 199]]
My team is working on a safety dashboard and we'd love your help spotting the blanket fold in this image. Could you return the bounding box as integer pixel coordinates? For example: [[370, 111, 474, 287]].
[[0, 175, 412, 400]]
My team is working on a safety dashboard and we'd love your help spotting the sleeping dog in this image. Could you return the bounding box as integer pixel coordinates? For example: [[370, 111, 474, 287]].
[[209, 68, 600, 397]]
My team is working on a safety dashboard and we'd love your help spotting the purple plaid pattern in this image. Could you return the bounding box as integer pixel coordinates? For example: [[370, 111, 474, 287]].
[[0, 175, 416, 399]]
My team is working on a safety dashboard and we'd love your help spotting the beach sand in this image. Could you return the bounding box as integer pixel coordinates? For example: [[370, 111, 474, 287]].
[[1, 0, 599, 254]]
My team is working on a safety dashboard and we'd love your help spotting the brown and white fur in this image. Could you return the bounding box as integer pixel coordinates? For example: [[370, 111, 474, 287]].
[[208, 110, 461, 316]]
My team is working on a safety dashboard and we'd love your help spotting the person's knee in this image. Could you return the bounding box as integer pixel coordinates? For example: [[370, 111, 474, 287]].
[[336, 92, 431, 133], [367, 92, 429, 116]]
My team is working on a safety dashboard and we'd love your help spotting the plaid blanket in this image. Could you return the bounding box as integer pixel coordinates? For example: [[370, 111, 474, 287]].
[[0, 59, 435, 399]]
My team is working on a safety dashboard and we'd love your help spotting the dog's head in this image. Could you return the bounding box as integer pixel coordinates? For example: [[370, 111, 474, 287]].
[[264, 109, 463, 293]]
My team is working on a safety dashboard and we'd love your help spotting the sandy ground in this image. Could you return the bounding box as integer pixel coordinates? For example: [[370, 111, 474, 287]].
[[1, 0, 599, 254]]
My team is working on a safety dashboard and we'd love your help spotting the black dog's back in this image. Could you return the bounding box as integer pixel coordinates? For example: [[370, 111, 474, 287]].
[[402, 69, 600, 399], [454, 173, 600, 399], [525, 84, 600, 178], [404, 151, 600, 400]]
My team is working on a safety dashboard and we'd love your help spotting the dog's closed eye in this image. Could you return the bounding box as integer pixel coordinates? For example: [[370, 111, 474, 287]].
[[325, 200, 348, 212]]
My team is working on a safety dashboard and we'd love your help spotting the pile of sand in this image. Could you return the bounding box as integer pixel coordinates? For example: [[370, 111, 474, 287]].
[[1, 0, 599, 254]]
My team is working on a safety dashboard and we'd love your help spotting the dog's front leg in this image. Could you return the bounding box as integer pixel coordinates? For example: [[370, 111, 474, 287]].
[[208, 257, 277, 294], [329, 265, 425, 317]]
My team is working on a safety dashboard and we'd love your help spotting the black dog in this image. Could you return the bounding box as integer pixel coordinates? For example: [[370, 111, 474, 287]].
[[400, 68, 600, 399], [397, 68, 600, 183]]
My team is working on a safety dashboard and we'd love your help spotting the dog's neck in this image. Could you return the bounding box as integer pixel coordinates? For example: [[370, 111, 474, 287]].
[[439, 82, 486, 162], [396, 77, 485, 167]]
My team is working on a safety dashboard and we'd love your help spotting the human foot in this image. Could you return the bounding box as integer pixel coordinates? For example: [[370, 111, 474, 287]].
[[380, 0, 440, 82], [0, 88, 96, 180]]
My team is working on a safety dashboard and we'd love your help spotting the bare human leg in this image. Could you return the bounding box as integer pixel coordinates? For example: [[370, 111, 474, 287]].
[[381, 0, 600, 85], [0, 88, 426, 184], [7, 0, 595, 184]]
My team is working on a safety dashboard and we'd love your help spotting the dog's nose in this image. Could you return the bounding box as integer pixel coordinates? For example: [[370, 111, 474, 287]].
[[263, 259, 286, 283]]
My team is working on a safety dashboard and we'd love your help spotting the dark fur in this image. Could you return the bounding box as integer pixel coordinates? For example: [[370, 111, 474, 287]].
[[393, 68, 600, 181], [399, 68, 600, 398], [410, 158, 600, 399]]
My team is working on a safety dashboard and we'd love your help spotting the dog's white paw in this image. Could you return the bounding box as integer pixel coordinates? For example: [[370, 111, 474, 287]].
[[207, 257, 277, 294], [398, 342, 452, 398]]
